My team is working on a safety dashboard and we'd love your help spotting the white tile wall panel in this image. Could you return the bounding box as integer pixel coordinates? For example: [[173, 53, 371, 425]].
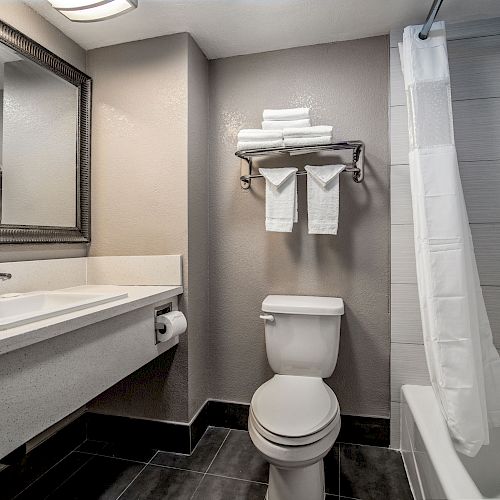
[[390, 105, 409, 165], [453, 98, 500, 162], [390, 47, 405, 107], [390, 165, 413, 225], [460, 161, 500, 223], [391, 343, 430, 402], [446, 18, 500, 41], [390, 402, 401, 449], [470, 224, 500, 286], [483, 286, 500, 348], [449, 35, 500, 101], [391, 224, 416, 284], [391, 284, 423, 344]]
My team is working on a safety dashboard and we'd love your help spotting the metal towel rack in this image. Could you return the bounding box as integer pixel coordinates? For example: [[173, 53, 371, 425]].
[[235, 141, 365, 189]]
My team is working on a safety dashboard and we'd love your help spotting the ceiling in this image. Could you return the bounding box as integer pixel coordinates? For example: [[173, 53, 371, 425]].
[[26, 0, 500, 59]]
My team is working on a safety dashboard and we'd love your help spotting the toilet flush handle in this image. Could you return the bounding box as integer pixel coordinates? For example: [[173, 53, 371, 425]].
[[259, 314, 275, 322]]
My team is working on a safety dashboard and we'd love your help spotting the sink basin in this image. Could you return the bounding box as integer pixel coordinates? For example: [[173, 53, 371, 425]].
[[0, 289, 128, 330]]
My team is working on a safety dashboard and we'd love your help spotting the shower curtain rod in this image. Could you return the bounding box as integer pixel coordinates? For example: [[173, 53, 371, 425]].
[[419, 0, 445, 40]]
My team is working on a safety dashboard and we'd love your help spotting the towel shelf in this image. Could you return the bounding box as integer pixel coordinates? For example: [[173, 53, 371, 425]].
[[235, 141, 365, 189]]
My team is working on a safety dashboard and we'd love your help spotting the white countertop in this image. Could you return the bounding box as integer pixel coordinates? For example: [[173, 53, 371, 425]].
[[0, 285, 183, 356]]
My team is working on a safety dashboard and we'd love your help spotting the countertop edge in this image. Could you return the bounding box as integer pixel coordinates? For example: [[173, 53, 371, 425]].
[[0, 285, 183, 356]]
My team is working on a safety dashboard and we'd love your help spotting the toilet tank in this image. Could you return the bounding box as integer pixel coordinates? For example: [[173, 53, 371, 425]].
[[261, 295, 344, 378]]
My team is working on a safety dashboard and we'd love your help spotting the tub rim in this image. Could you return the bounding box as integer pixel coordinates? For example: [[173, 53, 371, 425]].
[[401, 384, 483, 500]]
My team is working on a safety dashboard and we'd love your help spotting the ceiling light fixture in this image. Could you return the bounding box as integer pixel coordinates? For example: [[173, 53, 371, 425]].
[[48, 0, 137, 23]]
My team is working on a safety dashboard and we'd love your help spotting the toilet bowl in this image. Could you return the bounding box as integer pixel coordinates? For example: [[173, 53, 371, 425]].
[[249, 295, 344, 500]]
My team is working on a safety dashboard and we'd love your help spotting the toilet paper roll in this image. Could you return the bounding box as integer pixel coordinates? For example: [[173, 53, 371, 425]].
[[155, 311, 187, 343]]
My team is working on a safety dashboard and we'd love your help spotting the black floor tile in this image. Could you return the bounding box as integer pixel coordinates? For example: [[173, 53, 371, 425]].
[[43, 454, 144, 500], [193, 475, 268, 499], [14, 452, 92, 500], [208, 430, 268, 483], [152, 427, 229, 473], [324, 443, 340, 495], [339, 444, 413, 500], [0, 418, 86, 499], [120, 465, 203, 499], [76, 440, 157, 462]]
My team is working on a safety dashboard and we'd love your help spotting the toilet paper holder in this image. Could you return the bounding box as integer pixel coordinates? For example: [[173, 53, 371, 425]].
[[154, 303, 172, 335], [154, 303, 187, 345]]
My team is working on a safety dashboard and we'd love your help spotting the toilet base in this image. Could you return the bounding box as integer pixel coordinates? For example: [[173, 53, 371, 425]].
[[265, 459, 325, 500]]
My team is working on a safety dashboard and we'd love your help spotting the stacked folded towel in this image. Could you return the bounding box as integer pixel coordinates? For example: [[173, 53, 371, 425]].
[[237, 107, 334, 151], [284, 125, 333, 147], [262, 107, 311, 130], [237, 129, 283, 151]]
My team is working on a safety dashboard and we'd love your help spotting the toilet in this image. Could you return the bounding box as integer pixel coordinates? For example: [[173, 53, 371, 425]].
[[248, 295, 344, 500]]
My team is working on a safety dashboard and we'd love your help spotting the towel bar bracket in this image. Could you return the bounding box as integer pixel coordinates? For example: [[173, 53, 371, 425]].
[[236, 141, 365, 189]]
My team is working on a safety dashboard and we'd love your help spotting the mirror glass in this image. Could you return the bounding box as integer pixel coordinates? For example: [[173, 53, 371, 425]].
[[0, 42, 78, 228]]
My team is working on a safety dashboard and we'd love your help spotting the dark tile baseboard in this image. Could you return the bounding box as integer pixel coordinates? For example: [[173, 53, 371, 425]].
[[0, 399, 389, 499], [85, 401, 389, 451], [86, 412, 191, 454], [337, 414, 390, 447]]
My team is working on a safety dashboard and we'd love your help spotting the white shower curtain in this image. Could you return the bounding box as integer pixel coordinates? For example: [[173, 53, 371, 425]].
[[400, 22, 500, 457]]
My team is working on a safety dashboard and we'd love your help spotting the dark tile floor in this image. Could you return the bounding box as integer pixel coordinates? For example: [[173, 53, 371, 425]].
[[11, 427, 412, 500]]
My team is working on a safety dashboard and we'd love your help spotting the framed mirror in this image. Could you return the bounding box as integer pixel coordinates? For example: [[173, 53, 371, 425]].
[[0, 20, 91, 244]]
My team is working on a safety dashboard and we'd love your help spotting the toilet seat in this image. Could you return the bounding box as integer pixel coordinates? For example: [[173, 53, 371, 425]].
[[250, 406, 340, 446], [250, 375, 339, 445]]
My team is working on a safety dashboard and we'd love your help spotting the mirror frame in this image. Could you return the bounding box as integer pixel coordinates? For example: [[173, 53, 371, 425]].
[[0, 19, 91, 244]]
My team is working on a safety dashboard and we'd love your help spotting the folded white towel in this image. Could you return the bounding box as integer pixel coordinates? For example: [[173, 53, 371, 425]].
[[284, 136, 332, 147], [238, 129, 283, 141], [262, 119, 311, 130], [305, 164, 345, 235], [283, 126, 333, 138], [263, 107, 310, 121], [237, 139, 283, 151], [259, 167, 298, 232]]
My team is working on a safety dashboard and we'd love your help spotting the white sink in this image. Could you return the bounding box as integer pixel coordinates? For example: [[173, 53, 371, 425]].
[[0, 289, 128, 330]]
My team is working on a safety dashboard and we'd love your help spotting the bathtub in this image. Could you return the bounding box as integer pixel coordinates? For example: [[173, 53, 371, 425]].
[[401, 385, 500, 500]]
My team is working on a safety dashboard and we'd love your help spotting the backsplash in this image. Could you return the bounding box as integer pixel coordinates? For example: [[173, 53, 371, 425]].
[[0, 255, 182, 294]]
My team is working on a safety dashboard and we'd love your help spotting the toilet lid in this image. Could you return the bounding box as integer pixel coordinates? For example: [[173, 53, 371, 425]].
[[251, 375, 339, 438]]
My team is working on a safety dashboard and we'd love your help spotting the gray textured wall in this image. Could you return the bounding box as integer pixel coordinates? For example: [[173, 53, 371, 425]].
[[187, 36, 211, 418], [208, 36, 390, 417], [87, 33, 210, 422]]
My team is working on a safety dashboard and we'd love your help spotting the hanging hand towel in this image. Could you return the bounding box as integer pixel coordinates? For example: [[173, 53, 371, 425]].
[[305, 164, 345, 235], [263, 107, 310, 121], [237, 139, 283, 151], [238, 129, 283, 141], [284, 136, 332, 147], [259, 167, 298, 232], [262, 119, 311, 130], [283, 126, 333, 138]]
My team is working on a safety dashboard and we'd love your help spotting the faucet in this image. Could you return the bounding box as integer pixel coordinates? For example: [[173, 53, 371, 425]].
[[0, 273, 12, 281]]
